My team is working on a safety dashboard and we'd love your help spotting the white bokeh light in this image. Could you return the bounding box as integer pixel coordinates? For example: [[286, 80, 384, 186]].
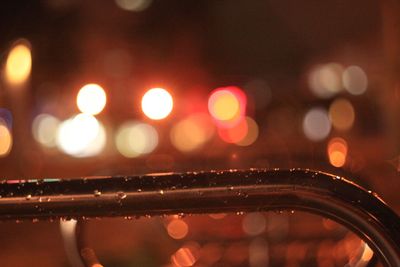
[[303, 108, 331, 141]]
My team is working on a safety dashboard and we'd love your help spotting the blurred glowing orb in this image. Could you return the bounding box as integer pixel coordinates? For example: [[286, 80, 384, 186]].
[[167, 219, 189, 240], [303, 108, 331, 141], [208, 87, 246, 126], [327, 137, 348, 168], [170, 113, 214, 152], [218, 117, 259, 146], [5, 42, 32, 86], [242, 212, 266, 236], [329, 98, 355, 131], [76, 84, 107, 115], [56, 114, 106, 157], [115, 121, 158, 157], [141, 88, 173, 120], [171, 247, 197, 267], [32, 114, 60, 148], [0, 124, 12, 157], [115, 0, 152, 12], [308, 63, 344, 98], [249, 238, 269, 267], [342, 65, 368, 95]]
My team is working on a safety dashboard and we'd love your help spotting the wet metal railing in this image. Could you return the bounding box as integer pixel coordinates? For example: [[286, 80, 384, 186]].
[[0, 169, 399, 266]]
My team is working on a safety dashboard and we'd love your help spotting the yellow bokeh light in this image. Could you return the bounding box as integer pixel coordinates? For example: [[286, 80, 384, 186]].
[[329, 98, 355, 131], [208, 90, 240, 121], [141, 88, 173, 120], [56, 113, 106, 157], [327, 137, 348, 168], [5, 42, 32, 86], [237, 117, 259, 146], [167, 219, 189, 240], [76, 84, 107, 115], [32, 114, 60, 148], [0, 124, 12, 157], [115, 121, 158, 157], [170, 113, 214, 153]]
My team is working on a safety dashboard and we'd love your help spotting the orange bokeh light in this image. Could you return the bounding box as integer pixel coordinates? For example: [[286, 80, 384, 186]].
[[327, 137, 348, 167], [208, 86, 246, 127]]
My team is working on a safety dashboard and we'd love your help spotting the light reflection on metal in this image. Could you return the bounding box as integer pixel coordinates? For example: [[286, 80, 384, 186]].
[[0, 169, 398, 266]]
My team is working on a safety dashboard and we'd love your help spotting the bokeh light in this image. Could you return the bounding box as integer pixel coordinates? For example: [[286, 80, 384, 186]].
[[327, 137, 348, 168], [208, 86, 246, 127], [217, 116, 258, 146], [0, 123, 12, 157], [237, 117, 259, 146], [170, 113, 215, 152], [32, 114, 60, 148], [242, 212, 266, 236], [302, 108, 331, 141], [167, 219, 189, 240], [76, 84, 107, 115], [171, 245, 198, 267], [115, 0, 152, 12], [329, 98, 355, 131], [342, 66, 368, 95], [141, 88, 173, 120], [308, 63, 344, 98], [5, 41, 32, 86], [56, 113, 106, 157], [249, 238, 269, 267], [115, 121, 158, 157]]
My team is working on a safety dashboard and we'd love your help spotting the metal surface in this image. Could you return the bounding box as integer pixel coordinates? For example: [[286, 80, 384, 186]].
[[0, 169, 399, 266]]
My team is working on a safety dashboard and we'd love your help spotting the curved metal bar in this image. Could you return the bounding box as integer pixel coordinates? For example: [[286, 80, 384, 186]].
[[0, 169, 399, 266]]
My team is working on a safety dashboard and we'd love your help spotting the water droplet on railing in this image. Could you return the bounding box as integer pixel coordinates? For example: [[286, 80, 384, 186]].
[[116, 191, 127, 200], [25, 194, 32, 200], [94, 190, 101, 197]]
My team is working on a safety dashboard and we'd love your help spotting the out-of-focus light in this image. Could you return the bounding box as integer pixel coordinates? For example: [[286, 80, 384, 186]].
[[115, 0, 152, 12], [56, 113, 106, 157], [200, 243, 223, 265], [115, 121, 158, 157], [218, 116, 259, 146], [327, 137, 348, 168], [32, 114, 60, 148], [0, 124, 12, 157], [209, 213, 227, 220], [249, 238, 269, 267], [167, 219, 189, 240], [208, 86, 246, 126], [76, 84, 107, 115], [342, 66, 368, 95], [303, 108, 331, 141], [308, 63, 344, 98], [237, 117, 259, 146], [171, 246, 197, 267], [141, 88, 173, 120], [329, 98, 355, 131], [5, 41, 32, 86], [361, 243, 373, 262], [242, 212, 266, 236], [170, 113, 214, 152]]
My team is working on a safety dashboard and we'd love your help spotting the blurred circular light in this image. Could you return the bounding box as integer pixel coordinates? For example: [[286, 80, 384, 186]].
[[329, 98, 355, 131], [76, 84, 107, 115], [170, 113, 214, 152], [141, 88, 173, 120], [0, 124, 12, 157], [242, 212, 266, 236], [218, 118, 247, 144], [303, 108, 331, 141], [208, 86, 246, 126], [249, 238, 269, 267], [342, 65, 368, 95], [115, 0, 152, 12], [308, 63, 344, 98], [167, 219, 189, 240], [327, 137, 348, 168], [115, 121, 158, 157], [56, 113, 106, 157], [32, 114, 60, 148], [171, 247, 197, 267], [5, 42, 32, 86], [237, 117, 259, 146]]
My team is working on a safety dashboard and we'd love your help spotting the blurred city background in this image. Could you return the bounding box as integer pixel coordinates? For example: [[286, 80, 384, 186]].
[[0, 0, 399, 266]]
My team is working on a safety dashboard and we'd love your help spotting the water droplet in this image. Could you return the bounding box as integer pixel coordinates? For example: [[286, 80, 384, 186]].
[[94, 190, 101, 197], [159, 190, 164, 195], [32, 218, 39, 223], [124, 216, 132, 220], [137, 189, 142, 192], [25, 194, 32, 200], [117, 191, 127, 200], [290, 210, 295, 214], [228, 186, 234, 191]]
